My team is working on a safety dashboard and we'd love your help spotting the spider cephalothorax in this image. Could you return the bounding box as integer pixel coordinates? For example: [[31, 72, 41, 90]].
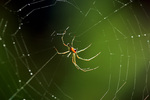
[[54, 27, 101, 72]]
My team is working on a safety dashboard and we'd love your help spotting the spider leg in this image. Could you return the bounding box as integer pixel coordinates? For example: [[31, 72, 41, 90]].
[[72, 53, 86, 72], [54, 47, 70, 54], [67, 52, 72, 57], [61, 27, 69, 47], [71, 36, 75, 46], [76, 52, 101, 61], [76, 44, 92, 53], [61, 34, 67, 47], [72, 53, 99, 72]]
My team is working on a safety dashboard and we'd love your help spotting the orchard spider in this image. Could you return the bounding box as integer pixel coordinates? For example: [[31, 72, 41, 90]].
[[54, 27, 101, 72]]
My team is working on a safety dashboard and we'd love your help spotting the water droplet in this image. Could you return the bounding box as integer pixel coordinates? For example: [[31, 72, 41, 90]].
[[19, 80, 21, 83], [19, 27, 21, 29], [18, 9, 22, 11], [3, 44, 6, 47], [110, 53, 113, 55], [114, 10, 118, 13], [30, 73, 33, 75], [104, 17, 107, 19]]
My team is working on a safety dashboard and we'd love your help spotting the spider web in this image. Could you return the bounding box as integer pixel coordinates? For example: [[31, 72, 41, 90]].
[[0, 0, 150, 100]]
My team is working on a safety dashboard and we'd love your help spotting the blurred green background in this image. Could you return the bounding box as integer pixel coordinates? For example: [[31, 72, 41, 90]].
[[0, 0, 150, 100]]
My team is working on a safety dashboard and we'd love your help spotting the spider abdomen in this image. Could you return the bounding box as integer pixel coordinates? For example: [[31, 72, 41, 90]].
[[71, 47, 76, 53]]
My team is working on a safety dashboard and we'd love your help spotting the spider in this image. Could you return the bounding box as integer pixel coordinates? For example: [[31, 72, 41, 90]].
[[54, 27, 101, 72]]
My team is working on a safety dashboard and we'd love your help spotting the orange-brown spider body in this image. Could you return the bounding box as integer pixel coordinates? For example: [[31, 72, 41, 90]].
[[70, 47, 76, 53]]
